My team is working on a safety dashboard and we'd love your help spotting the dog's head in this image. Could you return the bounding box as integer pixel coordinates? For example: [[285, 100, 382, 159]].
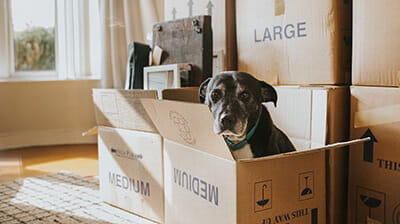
[[199, 71, 277, 142]]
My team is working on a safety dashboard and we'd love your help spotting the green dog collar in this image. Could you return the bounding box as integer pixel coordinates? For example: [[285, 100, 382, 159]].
[[224, 120, 260, 151]]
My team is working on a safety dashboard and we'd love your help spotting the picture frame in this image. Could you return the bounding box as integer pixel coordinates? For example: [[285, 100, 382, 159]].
[[143, 64, 191, 97]]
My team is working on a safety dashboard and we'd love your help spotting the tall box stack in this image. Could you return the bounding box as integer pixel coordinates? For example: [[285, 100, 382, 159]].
[[349, 0, 400, 223], [164, 0, 237, 74], [236, 0, 352, 223]]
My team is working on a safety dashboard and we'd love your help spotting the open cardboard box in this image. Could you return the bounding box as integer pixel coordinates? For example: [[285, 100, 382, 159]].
[[92, 89, 164, 223], [90, 87, 202, 223], [141, 98, 368, 224], [164, 85, 351, 223]]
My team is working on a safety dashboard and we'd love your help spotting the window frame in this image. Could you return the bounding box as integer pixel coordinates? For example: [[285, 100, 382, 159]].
[[0, 0, 101, 81], [8, 0, 58, 78]]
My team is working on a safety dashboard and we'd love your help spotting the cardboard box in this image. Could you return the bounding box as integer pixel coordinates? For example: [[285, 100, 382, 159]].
[[349, 86, 400, 224], [162, 87, 200, 103], [267, 86, 350, 224], [162, 85, 350, 223], [98, 127, 164, 223], [352, 0, 400, 87], [141, 99, 364, 224], [236, 0, 352, 85], [164, 0, 237, 73], [92, 89, 158, 133], [267, 86, 349, 149], [93, 89, 164, 223]]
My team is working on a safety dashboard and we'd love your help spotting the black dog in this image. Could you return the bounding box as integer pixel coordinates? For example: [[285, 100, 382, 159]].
[[199, 71, 296, 159]]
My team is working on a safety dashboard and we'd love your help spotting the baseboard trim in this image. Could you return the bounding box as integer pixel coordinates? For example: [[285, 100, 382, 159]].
[[0, 128, 97, 150]]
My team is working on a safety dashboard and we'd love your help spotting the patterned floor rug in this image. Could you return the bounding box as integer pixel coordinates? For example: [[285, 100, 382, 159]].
[[0, 171, 156, 224]]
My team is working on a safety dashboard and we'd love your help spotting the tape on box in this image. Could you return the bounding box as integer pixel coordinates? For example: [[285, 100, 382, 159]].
[[275, 0, 285, 16]]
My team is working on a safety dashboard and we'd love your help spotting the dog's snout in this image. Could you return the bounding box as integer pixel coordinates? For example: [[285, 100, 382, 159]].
[[220, 114, 236, 129]]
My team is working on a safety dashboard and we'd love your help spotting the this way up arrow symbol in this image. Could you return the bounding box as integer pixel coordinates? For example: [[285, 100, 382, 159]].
[[206, 1, 214, 15], [172, 8, 177, 20], [188, 0, 194, 17], [361, 128, 378, 163]]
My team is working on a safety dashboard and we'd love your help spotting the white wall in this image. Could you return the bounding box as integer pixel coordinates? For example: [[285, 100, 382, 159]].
[[0, 79, 100, 150]]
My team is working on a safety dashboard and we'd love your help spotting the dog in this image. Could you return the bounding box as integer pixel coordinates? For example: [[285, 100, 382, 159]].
[[199, 71, 296, 159]]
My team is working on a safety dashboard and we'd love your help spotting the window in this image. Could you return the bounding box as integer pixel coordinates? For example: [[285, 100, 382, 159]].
[[0, 0, 101, 80], [11, 0, 56, 73]]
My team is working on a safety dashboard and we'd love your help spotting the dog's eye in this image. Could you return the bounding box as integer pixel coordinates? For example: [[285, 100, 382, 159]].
[[239, 91, 250, 101], [211, 91, 221, 102]]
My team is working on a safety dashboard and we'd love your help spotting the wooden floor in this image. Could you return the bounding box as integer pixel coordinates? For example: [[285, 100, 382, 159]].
[[0, 144, 98, 183]]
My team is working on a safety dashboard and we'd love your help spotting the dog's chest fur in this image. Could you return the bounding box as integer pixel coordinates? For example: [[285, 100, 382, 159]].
[[231, 144, 254, 159]]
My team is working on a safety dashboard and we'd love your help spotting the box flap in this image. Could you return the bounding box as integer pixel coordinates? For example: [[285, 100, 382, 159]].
[[92, 89, 158, 132], [141, 99, 234, 161], [237, 137, 370, 163], [82, 126, 99, 136], [266, 85, 348, 150], [162, 87, 200, 103]]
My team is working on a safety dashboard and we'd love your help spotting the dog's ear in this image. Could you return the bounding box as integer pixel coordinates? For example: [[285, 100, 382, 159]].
[[259, 81, 277, 107], [199, 78, 211, 103]]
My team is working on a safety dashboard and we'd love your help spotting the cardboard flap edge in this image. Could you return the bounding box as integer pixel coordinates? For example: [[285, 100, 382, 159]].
[[238, 137, 370, 163], [141, 98, 235, 161]]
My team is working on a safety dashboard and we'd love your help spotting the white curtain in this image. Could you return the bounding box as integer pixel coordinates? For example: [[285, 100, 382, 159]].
[[99, 0, 163, 88], [0, 0, 10, 77], [57, 0, 101, 79]]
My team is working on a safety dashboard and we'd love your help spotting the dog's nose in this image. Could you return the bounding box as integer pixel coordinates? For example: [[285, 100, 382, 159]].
[[220, 115, 236, 129]]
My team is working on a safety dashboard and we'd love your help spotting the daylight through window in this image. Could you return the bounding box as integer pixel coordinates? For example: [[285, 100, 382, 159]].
[[11, 0, 55, 72]]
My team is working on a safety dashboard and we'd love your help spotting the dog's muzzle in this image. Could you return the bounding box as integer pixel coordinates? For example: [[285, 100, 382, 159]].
[[220, 114, 236, 131], [215, 113, 247, 141]]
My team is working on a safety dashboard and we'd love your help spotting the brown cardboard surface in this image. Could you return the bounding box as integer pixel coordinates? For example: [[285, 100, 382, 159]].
[[266, 86, 349, 150], [98, 127, 164, 223], [349, 86, 400, 224], [162, 87, 200, 103], [236, 0, 351, 85], [163, 139, 236, 224], [352, 0, 400, 87], [141, 98, 367, 224], [164, 0, 237, 72], [141, 99, 233, 161], [265, 85, 351, 223], [326, 86, 350, 224], [237, 150, 326, 224], [92, 89, 158, 132]]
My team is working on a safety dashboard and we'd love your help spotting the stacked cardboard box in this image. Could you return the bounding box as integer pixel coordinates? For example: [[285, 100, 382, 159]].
[[236, 0, 352, 85], [351, 0, 400, 87], [348, 0, 400, 223], [235, 0, 353, 223], [349, 87, 400, 224]]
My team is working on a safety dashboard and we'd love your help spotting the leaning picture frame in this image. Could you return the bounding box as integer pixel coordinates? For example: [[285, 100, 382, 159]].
[[143, 64, 191, 97]]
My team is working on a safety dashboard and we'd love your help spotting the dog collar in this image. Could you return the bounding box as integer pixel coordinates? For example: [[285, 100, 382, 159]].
[[224, 120, 260, 151]]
